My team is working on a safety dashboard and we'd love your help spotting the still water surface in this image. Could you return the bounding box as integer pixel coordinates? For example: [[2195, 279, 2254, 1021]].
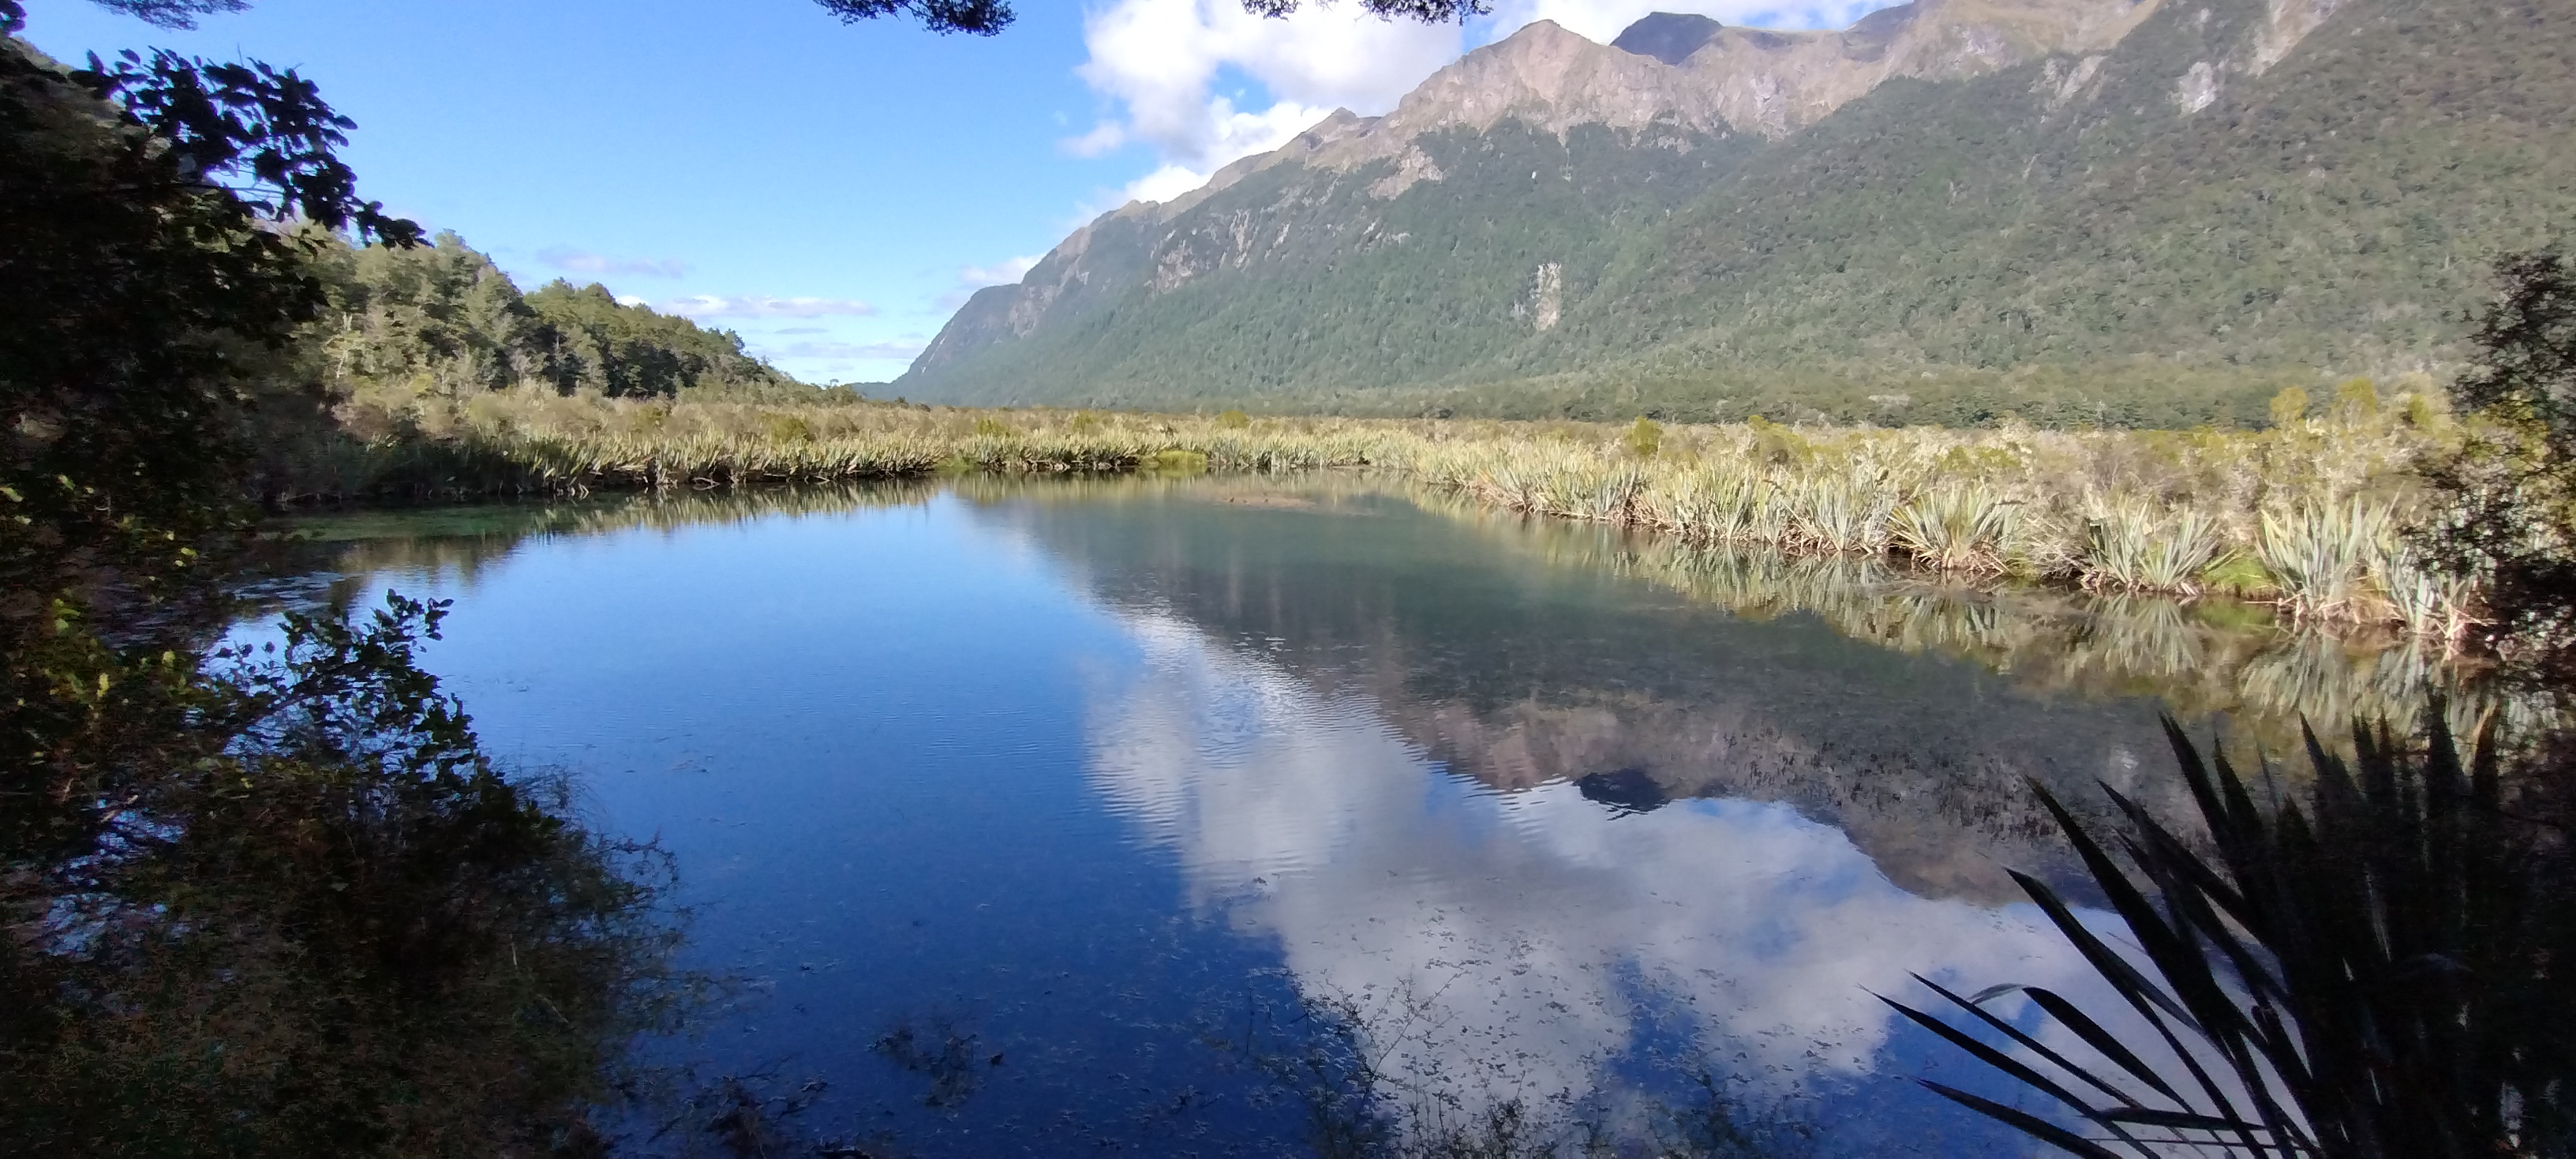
[[268, 478, 2430, 1156]]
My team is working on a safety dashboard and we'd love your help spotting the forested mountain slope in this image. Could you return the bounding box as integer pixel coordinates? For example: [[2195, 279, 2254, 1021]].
[[313, 233, 796, 400], [899, 0, 2574, 426]]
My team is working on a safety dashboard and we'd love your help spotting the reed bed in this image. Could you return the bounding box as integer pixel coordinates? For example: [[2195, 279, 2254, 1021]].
[[297, 381, 2481, 636], [1418, 493, 2522, 748], [1404, 403, 2476, 638]]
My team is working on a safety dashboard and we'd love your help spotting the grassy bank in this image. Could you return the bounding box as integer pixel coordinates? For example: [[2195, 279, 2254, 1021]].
[[284, 381, 2476, 635]]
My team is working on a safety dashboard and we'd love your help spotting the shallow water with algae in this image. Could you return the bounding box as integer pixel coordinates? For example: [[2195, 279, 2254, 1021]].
[[254, 476, 2492, 1156]]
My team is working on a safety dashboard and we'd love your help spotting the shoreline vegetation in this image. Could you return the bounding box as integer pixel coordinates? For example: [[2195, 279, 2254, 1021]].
[[282, 477, 2510, 761], [284, 377, 2481, 641]]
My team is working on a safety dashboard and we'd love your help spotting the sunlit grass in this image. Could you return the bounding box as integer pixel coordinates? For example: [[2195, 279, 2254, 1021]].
[[292, 381, 2483, 636]]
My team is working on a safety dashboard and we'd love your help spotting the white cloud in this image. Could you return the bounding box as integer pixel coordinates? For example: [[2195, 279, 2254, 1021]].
[[777, 339, 926, 360], [1070, 0, 1459, 194], [657, 294, 879, 320], [935, 256, 1047, 311], [1121, 163, 1219, 205], [1073, 606, 2136, 1135], [1062, 121, 1129, 158], [538, 246, 689, 279], [960, 256, 1040, 287]]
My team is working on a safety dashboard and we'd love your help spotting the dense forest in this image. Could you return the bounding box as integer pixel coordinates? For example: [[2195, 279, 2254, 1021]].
[[310, 231, 803, 402], [234, 231, 852, 499]]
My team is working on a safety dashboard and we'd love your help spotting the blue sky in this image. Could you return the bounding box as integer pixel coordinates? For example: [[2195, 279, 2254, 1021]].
[[21, 0, 1886, 384]]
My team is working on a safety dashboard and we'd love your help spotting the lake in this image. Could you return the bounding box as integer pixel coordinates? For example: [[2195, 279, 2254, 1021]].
[[260, 476, 2444, 1157]]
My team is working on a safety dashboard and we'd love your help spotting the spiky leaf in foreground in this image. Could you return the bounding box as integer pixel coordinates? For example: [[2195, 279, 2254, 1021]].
[[1898, 708, 2576, 1157]]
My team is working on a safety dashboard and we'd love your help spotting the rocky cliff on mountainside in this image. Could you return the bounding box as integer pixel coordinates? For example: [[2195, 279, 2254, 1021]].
[[1660, 0, 2165, 135], [902, 0, 2574, 426]]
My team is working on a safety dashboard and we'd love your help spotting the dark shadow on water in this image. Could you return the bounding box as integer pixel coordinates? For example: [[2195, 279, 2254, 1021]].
[[1577, 767, 1670, 814]]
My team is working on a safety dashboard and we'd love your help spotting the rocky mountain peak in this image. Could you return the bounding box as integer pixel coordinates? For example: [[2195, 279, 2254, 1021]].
[[1612, 13, 1726, 66], [1662, 0, 2166, 136], [1301, 18, 1729, 172]]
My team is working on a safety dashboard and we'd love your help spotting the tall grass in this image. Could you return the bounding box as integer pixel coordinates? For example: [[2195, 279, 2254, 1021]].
[[287, 381, 2484, 635]]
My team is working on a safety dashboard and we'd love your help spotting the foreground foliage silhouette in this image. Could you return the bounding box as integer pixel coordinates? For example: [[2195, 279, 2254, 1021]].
[[2, 9, 687, 1153], [1894, 713, 2574, 1157], [2427, 249, 2576, 693]]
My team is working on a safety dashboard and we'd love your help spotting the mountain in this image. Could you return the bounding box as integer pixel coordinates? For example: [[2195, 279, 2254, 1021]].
[[1608, 12, 1723, 66], [898, 0, 2575, 426]]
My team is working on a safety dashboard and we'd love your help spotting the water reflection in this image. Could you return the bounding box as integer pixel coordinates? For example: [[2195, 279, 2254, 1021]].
[[261, 482, 935, 608], [970, 478, 2230, 904], [1086, 606, 2111, 1149], [262, 477, 2511, 1153], [1407, 490, 2510, 755]]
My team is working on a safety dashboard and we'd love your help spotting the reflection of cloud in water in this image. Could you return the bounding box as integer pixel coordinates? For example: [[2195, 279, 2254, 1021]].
[[1086, 608, 2110, 1127]]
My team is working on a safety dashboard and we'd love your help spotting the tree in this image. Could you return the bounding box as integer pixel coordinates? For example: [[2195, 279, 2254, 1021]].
[[1239, 0, 1490, 19], [3, 13, 683, 1152], [86, 0, 1479, 37], [80, 0, 237, 26], [811, 0, 1016, 34], [2425, 249, 2576, 691], [2, 0, 419, 721]]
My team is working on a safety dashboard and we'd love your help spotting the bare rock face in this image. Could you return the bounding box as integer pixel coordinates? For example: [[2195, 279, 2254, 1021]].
[[1112, 18, 1739, 214], [1294, 19, 1734, 174], [1665, 0, 2169, 136], [1381, 19, 1728, 135], [1144, 0, 2185, 208]]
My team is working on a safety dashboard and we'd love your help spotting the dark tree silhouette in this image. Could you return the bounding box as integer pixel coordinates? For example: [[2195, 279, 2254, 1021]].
[[82, 0, 1481, 36], [80, 0, 1025, 34], [1241, 0, 1490, 19], [84, 0, 242, 27], [2425, 249, 2576, 691], [3, 9, 691, 1151], [811, 0, 1017, 34]]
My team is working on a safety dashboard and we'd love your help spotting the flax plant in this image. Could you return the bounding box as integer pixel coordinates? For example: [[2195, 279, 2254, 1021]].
[[1890, 484, 2019, 572], [2259, 499, 2398, 622], [1895, 712, 2575, 1158], [2084, 497, 2226, 594], [1792, 472, 1894, 553]]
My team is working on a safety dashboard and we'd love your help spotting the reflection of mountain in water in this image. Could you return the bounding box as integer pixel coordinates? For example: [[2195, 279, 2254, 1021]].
[[1576, 767, 1666, 813], [285, 476, 2467, 908], [281, 478, 2348, 1149], [968, 480, 2222, 903], [1082, 605, 2111, 1152]]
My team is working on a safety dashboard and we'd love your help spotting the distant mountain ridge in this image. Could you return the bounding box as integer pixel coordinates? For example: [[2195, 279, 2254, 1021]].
[[900, 0, 2574, 426]]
